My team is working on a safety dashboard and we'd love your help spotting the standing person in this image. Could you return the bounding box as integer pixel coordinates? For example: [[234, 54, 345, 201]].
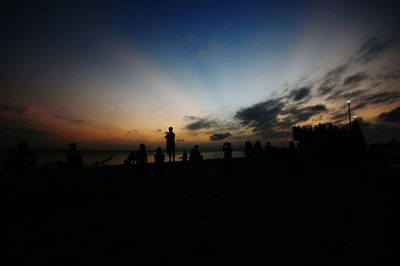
[[222, 142, 233, 178], [165, 127, 176, 162]]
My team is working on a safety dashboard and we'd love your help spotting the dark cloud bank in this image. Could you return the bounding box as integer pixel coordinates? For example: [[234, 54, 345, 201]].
[[185, 34, 400, 142], [378, 107, 400, 122]]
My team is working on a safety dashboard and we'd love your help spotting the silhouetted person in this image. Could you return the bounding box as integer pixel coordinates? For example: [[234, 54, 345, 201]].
[[180, 150, 188, 162], [253, 140, 264, 178], [136, 144, 148, 165], [154, 147, 166, 182], [66, 142, 83, 168], [154, 147, 165, 164], [244, 141, 254, 161], [287, 141, 296, 177], [254, 141, 263, 163], [222, 142, 233, 178], [8, 141, 37, 171], [165, 127, 176, 162], [189, 145, 203, 162], [124, 150, 136, 166], [244, 141, 254, 175]]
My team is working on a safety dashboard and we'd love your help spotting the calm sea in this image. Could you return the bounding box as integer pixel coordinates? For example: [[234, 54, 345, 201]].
[[0, 150, 245, 166]]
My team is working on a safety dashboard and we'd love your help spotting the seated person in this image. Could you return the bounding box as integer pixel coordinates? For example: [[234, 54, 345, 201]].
[[66, 142, 83, 168], [124, 150, 136, 166], [154, 147, 165, 164], [189, 145, 203, 162], [8, 141, 37, 171]]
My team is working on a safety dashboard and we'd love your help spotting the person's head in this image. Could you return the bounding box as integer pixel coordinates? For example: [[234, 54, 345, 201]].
[[245, 141, 252, 148], [139, 144, 146, 151], [194, 145, 199, 150], [18, 141, 28, 150], [255, 140, 261, 148], [156, 147, 162, 153], [224, 142, 231, 147], [169, 127, 173, 132], [69, 142, 77, 150], [267, 141, 271, 146]]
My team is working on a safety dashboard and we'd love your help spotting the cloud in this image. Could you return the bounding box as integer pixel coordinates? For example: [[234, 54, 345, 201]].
[[153, 128, 163, 134], [378, 107, 400, 122], [289, 104, 327, 123], [209, 132, 232, 141], [0, 101, 30, 115], [235, 99, 285, 137], [323, 63, 349, 80], [376, 67, 400, 80], [56, 115, 93, 126], [176, 139, 185, 142], [354, 36, 396, 63], [185, 116, 218, 130], [365, 91, 400, 105], [343, 71, 368, 85], [289, 86, 311, 101], [0, 125, 54, 137], [318, 79, 336, 95], [126, 129, 138, 136]]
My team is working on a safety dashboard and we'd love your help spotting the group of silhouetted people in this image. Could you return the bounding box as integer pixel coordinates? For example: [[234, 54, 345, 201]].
[[4, 122, 368, 176]]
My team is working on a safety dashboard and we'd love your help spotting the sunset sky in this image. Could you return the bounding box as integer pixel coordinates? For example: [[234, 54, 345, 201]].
[[1, 0, 400, 150]]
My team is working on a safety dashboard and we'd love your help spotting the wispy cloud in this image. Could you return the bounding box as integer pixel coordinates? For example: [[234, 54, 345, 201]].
[[343, 71, 368, 85], [0, 101, 30, 115], [354, 35, 398, 63], [184, 115, 218, 130], [209, 132, 232, 141], [232, 34, 400, 140], [0, 125, 54, 137], [56, 115, 94, 126]]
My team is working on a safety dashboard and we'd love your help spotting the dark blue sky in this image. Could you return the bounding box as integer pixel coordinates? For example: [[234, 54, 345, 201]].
[[1, 0, 400, 148]]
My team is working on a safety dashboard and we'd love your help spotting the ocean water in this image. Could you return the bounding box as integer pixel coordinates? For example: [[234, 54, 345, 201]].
[[0, 150, 245, 166]]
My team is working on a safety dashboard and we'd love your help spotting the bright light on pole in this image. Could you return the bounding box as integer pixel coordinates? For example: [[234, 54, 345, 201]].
[[347, 98, 351, 129]]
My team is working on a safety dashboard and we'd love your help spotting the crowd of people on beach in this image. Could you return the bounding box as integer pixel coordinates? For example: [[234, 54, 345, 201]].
[[3, 121, 368, 174]]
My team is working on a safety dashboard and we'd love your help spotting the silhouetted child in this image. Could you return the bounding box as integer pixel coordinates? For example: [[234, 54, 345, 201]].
[[66, 142, 83, 168], [8, 141, 37, 171], [189, 145, 203, 162], [124, 150, 136, 166], [180, 150, 188, 162], [165, 127, 176, 162], [222, 142, 233, 178], [136, 144, 148, 165], [154, 147, 165, 164], [154, 147, 166, 182]]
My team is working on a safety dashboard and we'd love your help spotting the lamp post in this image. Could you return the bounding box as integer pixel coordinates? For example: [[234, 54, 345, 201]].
[[347, 99, 351, 129]]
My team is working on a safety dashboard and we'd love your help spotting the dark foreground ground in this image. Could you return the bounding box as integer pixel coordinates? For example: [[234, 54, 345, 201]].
[[4, 152, 400, 265]]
